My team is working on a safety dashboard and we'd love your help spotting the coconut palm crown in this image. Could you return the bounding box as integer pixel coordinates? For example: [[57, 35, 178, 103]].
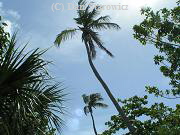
[[82, 93, 108, 135], [82, 93, 108, 115], [54, 0, 120, 59]]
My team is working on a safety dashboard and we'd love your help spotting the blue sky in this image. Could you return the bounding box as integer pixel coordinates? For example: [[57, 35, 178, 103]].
[[0, 0, 177, 135]]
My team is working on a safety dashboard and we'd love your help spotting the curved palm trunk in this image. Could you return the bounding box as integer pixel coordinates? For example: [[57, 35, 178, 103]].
[[90, 111, 98, 135], [84, 43, 136, 134]]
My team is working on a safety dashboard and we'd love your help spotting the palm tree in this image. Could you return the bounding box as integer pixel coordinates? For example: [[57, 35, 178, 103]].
[[0, 19, 65, 134], [82, 93, 108, 135], [54, 0, 135, 133]]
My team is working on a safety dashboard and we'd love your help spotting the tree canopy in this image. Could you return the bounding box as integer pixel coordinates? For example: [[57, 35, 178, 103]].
[[101, 1, 180, 135]]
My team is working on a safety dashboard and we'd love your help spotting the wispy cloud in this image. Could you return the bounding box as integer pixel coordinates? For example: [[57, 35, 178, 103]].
[[66, 108, 84, 131], [75, 108, 84, 117], [0, 2, 21, 20], [7, 10, 21, 20], [0, 2, 2, 7], [0, 2, 20, 35], [0, 2, 5, 15], [67, 117, 80, 131]]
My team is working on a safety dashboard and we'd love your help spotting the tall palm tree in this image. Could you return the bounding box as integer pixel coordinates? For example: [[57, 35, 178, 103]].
[[54, 0, 135, 133], [0, 19, 65, 134], [82, 93, 108, 135]]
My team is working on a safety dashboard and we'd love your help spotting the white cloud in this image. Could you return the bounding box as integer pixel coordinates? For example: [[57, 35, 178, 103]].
[[0, 2, 3, 8], [75, 108, 84, 117], [65, 109, 84, 132], [67, 118, 80, 131], [0, 2, 20, 35], [0, 2, 5, 15], [99, 50, 106, 60], [0, 2, 20, 20], [7, 10, 21, 20]]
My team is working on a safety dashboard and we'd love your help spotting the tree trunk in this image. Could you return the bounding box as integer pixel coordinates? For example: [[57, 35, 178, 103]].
[[84, 43, 136, 134], [90, 111, 98, 135]]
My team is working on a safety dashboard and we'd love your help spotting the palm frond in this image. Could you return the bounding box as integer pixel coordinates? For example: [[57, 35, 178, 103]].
[[54, 28, 78, 46], [89, 93, 103, 105], [88, 30, 114, 57], [0, 33, 66, 134], [83, 106, 89, 115], [91, 22, 121, 31], [92, 15, 111, 23], [36, 82, 66, 132], [82, 93, 108, 115], [76, 0, 87, 20], [78, 0, 87, 6], [75, 1, 100, 26], [90, 93, 101, 100], [82, 94, 90, 104], [94, 102, 108, 108], [88, 6, 101, 20], [76, 0, 90, 20], [0, 35, 47, 96], [98, 44, 114, 57]]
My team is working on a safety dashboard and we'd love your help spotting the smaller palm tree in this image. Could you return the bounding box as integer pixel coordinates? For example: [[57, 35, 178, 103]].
[[82, 93, 108, 135]]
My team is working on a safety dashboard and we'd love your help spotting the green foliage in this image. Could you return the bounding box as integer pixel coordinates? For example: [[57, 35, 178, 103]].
[[82, 93, 108, 115], [102, 2, 180, 135], [0, 17, 10, 58], [0, 16, 65, 135], [54, 28, 78, 46], [54, 0, 120, 59], [101, 96, 180, 135], [82, 93, 108, 135], [133, 1, 180, 98]]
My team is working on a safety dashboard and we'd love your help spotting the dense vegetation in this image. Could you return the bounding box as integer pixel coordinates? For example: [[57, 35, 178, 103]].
[[101, 1, 180, 135], [0, 17, 65, 135]]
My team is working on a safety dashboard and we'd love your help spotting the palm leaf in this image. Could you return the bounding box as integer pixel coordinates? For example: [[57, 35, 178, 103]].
[[94, 102, 108, 108], [83, 106, 90, 115], [88, 6, 101, 20], [88, 30, 114, 57], [82, 93, 108, 115], [54, 28, 78, 46], [0, 33, 66, 134], [93, 16, 111, 23], [91, 22, 121, 30], [78, 0, 87, 6], [82, 94, 90, 104]]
